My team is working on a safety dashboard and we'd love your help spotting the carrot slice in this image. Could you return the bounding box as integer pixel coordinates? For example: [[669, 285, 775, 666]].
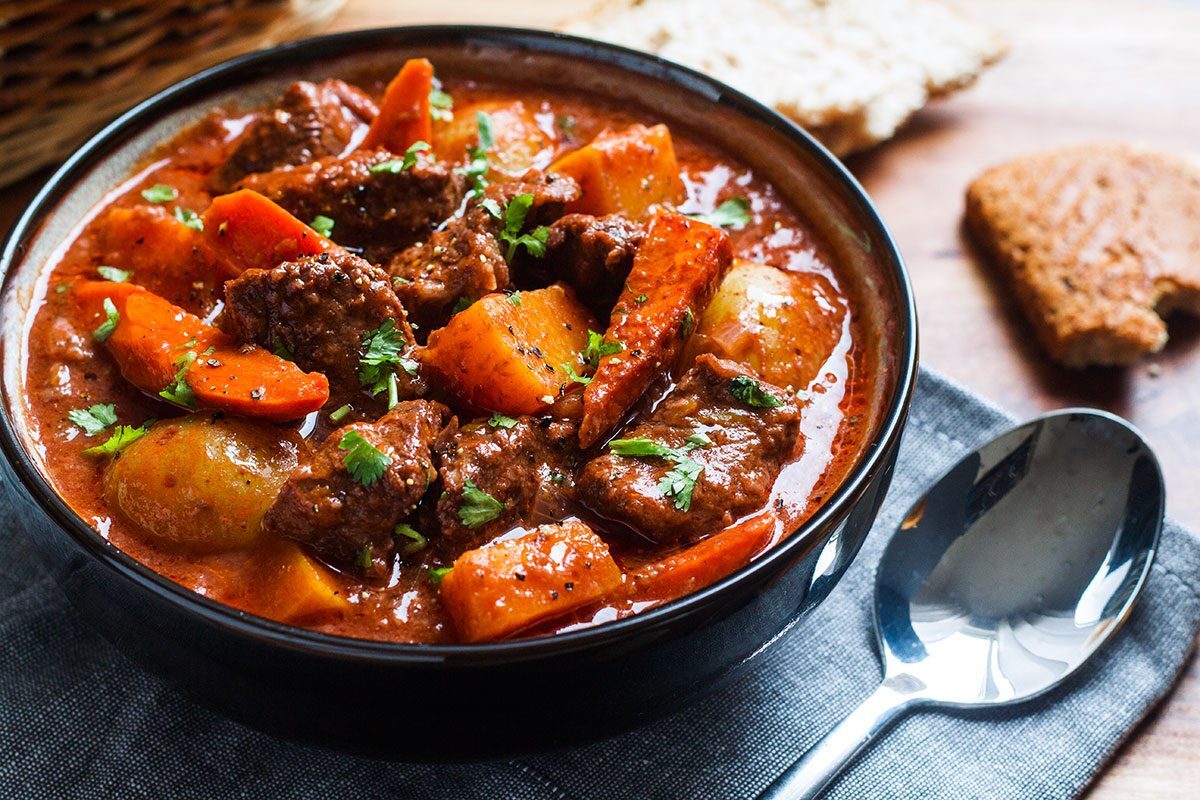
[[74, 281, 329, 421], [579, 211, 732, 447], [360, 58, 434, 153], [202, 189, 334, 276]]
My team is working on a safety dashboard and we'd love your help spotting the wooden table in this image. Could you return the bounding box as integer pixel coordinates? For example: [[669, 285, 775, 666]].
[[2, 0, 1196, 794]]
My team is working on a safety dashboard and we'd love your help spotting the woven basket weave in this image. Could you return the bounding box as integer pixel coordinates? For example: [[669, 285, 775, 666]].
[[0, 0, 345, 187]]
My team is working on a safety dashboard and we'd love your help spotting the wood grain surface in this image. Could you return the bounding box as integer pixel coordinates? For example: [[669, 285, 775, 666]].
[[1, 0, 1196, 795]]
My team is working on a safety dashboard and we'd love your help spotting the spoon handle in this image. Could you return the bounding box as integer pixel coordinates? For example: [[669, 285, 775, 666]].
[[758, 676, 923, 800]]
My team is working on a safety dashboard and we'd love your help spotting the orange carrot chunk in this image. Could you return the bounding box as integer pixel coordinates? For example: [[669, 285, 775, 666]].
[[579, 211, 732, 447], [440, 521, 623, 642], [360, 57, 434, 153], [202, 189, 334, 276], [74, 281, 329, 421], [550, 124, 686, 218]]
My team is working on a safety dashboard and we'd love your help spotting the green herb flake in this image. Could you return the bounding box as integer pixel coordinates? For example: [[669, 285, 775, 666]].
[[730, 375, 784, 408], [680, 307, 696, 338], [582, 329, 623, 367], [427, 566, 454, 586], [271, 336, 294, 361], [159, 351, 197, 409], [96, 265, 131, 283], [329, 404, 353, 423], [92, 297, 120, 343], [369, 140, 432, 174], [429, 87, 454, 122], [689, 197, 751, 230], [634, 293, 648, 305], [174, 207, 203, 231], [685, 431, 714, 448], [83, 423, 149, 457], [475, 110, 495, 150], [487, 412, 518, 429], [508, 291, 522, 306], [68, 403, 118, 436], [339, 430, 392, 486], [395, 523, 428, 556], [457, 479, 504, 528], [460, 111, 494, 198], [309, 215, 335, 238], [451, 296, 474, 316], [491, 193, 550, 262], [562, 362, 592, 385], [608, 438, 677, 458], [358, 319, 413, 396], [386, 371, 399, 410], [140, 183, 177, 204], [555, 114, 576, 140], [393, 276, 412, 287], [608, 437, 706, 512]]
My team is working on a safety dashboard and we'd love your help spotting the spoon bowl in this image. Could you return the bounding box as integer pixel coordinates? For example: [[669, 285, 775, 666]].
[[762, 409, 1164, 799]]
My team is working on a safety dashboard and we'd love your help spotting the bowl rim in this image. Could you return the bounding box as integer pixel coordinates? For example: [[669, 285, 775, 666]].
[[0, 24, 918, 665]]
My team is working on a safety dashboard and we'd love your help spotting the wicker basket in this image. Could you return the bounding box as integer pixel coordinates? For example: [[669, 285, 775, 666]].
[[0, 0, 346, 186]]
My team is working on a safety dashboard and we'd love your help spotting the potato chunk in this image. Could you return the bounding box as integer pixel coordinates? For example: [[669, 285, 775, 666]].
[[550, 124, 686, 218], [440, 521, 623, 642], [681, 260, 847, 391], [421, 283, 597, 416], [103, 415, 300, 552], [432, 99, 556, 178]]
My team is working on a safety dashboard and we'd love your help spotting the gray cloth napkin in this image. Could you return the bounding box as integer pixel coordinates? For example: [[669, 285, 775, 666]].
[[2, 367, 1197, 800]]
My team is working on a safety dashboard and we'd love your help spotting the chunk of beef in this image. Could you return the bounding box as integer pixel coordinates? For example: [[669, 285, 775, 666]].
[[541, 214, 645, 314], [577, 354, 800, 543], [433, 416, 578, 549], [222, 249, 423, 398], [236, 148, 464, 252], [388, 171, 581, 337], [263, 400, 452, 570], [211, 79, 377, 192]]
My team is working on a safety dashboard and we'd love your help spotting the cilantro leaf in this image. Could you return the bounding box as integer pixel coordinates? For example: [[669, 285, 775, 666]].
[[358, 319, 414, 395], [369, 140, 431, 173], [159, 351, 197, 408], [140, 183, 177, 204], [394, 523, 428, 556], [555, 114, 576, 140], [608, 438, 678, 458], [329, 404, 353, 422], [689, 197, 751, 230], [174, 207, 203, 231], [488, 412, 518, 429], [429, 87, 454, 122], [582, 329, 623, 367], [507, 291, 522, 306], [562, 362, 592, 385], [680, 307, 696, 338], [685, 431, 713, 448], [339, 430, 391, 486], [457, 480, 505, 528], [83, 423, 149, 456], [96, 266, 131, 283], [356, 545, 373, 569], [476, 110, 495, 150], [608, 436, 706, 511], [730, 375, 784, 408], [93, 297, 119, 343], [490, 193, 551, 262], [460, 112, 494, 198], [68, 403, 118, 436], [427, 566, 454, 586], [309, 215, 335, 238]]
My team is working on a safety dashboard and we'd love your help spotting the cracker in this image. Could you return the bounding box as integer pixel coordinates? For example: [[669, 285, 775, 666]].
[[560, 0, 1006, 156], [966, 143, 1200, 367]]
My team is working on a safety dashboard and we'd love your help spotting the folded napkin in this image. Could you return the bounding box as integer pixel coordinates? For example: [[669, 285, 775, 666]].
[[2, 368, 1197, 799]]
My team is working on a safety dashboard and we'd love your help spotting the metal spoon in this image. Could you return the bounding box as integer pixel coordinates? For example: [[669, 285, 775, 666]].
[[760, 409, 1164, 800]]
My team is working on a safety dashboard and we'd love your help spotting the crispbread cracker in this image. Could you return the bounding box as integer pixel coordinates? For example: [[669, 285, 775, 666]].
[[560, 0, 1006, 156], [966, 143, 1200, 367]]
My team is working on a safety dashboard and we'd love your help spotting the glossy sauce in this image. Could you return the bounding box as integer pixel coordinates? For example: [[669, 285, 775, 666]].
[[20, 78, 875, 643]]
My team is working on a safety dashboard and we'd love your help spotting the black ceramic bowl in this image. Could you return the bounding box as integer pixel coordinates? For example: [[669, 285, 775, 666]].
[[0, 27, 917, 759]]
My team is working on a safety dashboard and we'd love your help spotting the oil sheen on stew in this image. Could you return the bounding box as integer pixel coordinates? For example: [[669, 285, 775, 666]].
[[21, 58, 877, 643]]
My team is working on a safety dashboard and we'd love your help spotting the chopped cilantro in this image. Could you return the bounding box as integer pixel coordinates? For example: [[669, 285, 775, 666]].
[[159, 351, 197, 408], [555, 114, 576, 139], [508, 291, 522, 306], [461, 111, 494, 198], [634, 293, 648, 304], [140, 183, 177, 204], [488, 412, 518, 429], [730, 375, 784, 408], [271, 336, 294, 361], [491, 193, 550, 262], [329, 404, 353, 422], [68, 403, 117, 436], [608, 436, 706, 511], [451, 296, 474, 315], [562, 362, 592, 385], [96, 266, 131, 283], [689, 197, 751, 230], [174, 207, 203, 231], [83, 423, 149, 456], [429, 87, 454, 122], [476, 110, 495, 149], [608, 438, 678, 458], [386, 371, 399, 410], [309, 215, 335, 238], [427, 566, 454, 586], [358, 319, 414, 396], [685, 431, 714, 448], [369, 140, 431, 173], [356, 545, 373, 569], [457, 479, 504, 528], [393, 276, 411, 286], [582, 329, 622, 367], [658, 456, 703, 512], [339, 430, 391, 486], [92, 298, 119, 343], [680, 307, 696, 338], [394, 523, 428, 556]]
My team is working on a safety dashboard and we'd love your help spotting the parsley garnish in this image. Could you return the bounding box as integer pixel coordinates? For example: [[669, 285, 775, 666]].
[[339, 431, 391, 486], [555, 114, 576, 140], [508, 291, 522, 306], [140, 183, 177, 204], [427, 566, 454, 586], [393, 276, 411, 287], [451, 296, 474, 315], [730, 375, 784, 408], [680, 307, 696, 338], [93, 298, 119, 343], [461, 111, 494, 198], [83, 423, 150, 456], [658, 457, 703, 512], [386, 371, 399, 410], [689, 197, 751, 230], [96, 266, 131, 283], [358, 319, 416, 396], [68, 403, 117, 436], [457, 480, 504, 528], [488, 412, 518, 429], [562, 362, 592, 385], [159, 351, 197, 408], [271, 336, 294, 361], [309, 215, 335, 238], [686, 431, 714, 448], [369, 141, 431, 173], [634, 293, 648, 304], [582, 329, 622, 367], [429, 87, 453, 122], [485, 193, 550, 262], [329, 404, 352, 422], [174, 207, 203, 231], [356, 545, 373, 569], [395, 523, 428, 556], [608, 436, 709, 511]]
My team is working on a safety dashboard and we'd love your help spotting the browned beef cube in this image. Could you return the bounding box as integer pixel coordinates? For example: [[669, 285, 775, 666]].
[[433, 416, 578, 549], [577, 354, 801, 543], [222, 249, 422, 399], [263, 400, 452, 570], [387, 171, 581, 338], [236, 149, 464, 251], [541, 214, 645, 315], [211, 79, 377, 192]]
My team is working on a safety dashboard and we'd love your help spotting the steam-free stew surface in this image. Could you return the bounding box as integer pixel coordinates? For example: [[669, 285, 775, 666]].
[[21, 61, 877, 643]]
